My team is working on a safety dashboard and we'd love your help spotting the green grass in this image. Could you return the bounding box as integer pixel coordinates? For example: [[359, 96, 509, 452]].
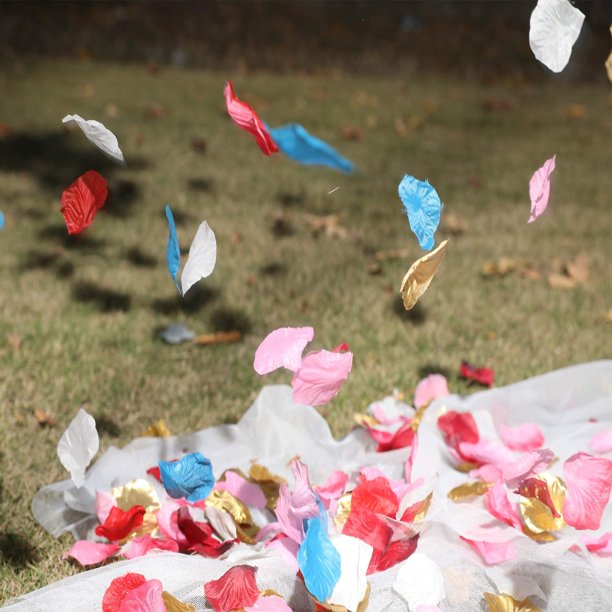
[[0, 59, 610, 600]]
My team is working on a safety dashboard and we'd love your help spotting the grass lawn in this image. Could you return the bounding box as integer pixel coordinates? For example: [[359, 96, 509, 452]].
[[0, 59, 610, 601]]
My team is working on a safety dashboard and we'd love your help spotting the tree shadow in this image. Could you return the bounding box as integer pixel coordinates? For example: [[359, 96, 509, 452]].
[[103, 178, 141, 218], [277, 191, 304, 208], [125, 246, 157, 268], [150, 284, 219, 315], [209, 307, 252, 334], [19, 248, 75, 279], [391, 296, 427, 325], [271, 215, 295, 237], [71, 281, 131, 312], [0, 532, 38, 568]]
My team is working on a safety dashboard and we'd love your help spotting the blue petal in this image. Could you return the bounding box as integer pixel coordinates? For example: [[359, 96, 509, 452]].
[[398, 175, 443, 251], [0, 211, 4, 230], [165, 204, 181, 294], [159, 452, 215, 503], [297, 515, 341, 602], [268, 123, 354, 174]]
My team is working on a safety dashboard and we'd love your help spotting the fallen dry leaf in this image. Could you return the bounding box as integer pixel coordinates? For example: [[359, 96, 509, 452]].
[[104, 103, 119, 118], [467, 176, 484, 190], [442, 212, 469, 235], [193, 331, 242, 345], [304, 214, 348, 239], [0, 122, 11, 139], [230, 230, 244, 245], [565, 103, 586, 119], [566, 253, 589, 283], [34, 408, 57, 427], [367, 262, 383, 275], [339, 126, 363, 141], [482, 258, 521, 277]]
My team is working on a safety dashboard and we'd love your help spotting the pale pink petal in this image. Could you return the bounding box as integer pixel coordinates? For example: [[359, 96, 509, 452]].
[[118, 578, 166, 612], [502, 449, 555, 489], [95, 490, 116, 523], [372, 399, 404, 424], [470, 464, 503, 482], [245, 595, 292, 612], [253, 327, 314, 374], [214, 471, 267, 508], [315, 471, 349, 507], [265, 536, 300, 573], [499, 423, 544, 451], [580, 532, 612, 555], [528, 154, 556, 223], [484, 480, 523, 531], [63, 540, 119, 567], [461, 538, 516, 565], [156, 499, 188, 547], [123, 534, 179, 560], [255, 521, 283, 543], [458, 439, 515, 467], [414, 374, 449, 409], [590, 430, 612, 454], [563, 452, 612, 530], [405, 433, 419, 483], [291, 349, 353, 406]]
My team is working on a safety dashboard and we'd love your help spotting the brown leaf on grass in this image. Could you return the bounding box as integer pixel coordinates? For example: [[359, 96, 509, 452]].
[[271, 214, 295, 237], [518, 265, 541, 281], [441, 212, 469, 235], [304, 214, 348, 239], [400, 240, 448, 310], [191, 138, 207, 154], [547, 273, 576, 289], [482, 258, 521, 277], [394, 116, 423, 137], [34, 408, 57, 428], [193, 331, 242, 345], [482, 98, 514, 112], [7, 333, 22, 352], [565, 103, 586, 119], [339, 126, 363, 141], [566, 253, 589, 283], [144, 103, 168, 119], [246, 274, 257, 287]]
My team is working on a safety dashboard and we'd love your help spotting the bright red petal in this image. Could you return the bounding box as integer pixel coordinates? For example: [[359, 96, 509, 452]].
[[204, 565, 260, 612], [343, 506, 391, 573], [146, 466, 162, 482], [102, 573, 147, 612], [177, 506, 233, 557], [377, 532, 419, 572], [95, 505, 146, 542], [352, 476, 399, 517], [459, 360, 494, 387], [376, 421, 415, 452], [437, 410, 480, 457], [60, 170, 108, 234]]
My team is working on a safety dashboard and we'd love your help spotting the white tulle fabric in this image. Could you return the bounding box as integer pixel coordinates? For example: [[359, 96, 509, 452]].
[[6, 361, 612, 611]]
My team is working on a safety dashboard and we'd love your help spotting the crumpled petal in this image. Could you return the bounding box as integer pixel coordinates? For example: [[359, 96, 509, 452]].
[[253, 326, 314, 374], [60, 170, 108, 235], [563, 452, 612, 530], [102, 573, 147, 612], [352, 476, 399, 517], [459, 361, 494, 387], [503, 449, 555, 489], [159, 452, 215, 503], [315, 471, 349, 509], [376, 421, 415, 453], [177, 507, 232, 557], [268, 123, 354, 173], [62, 114, 125, 163], [224, 81, 278, 155], [461, 538, 516, 565], [205, 506, 238, 542], [123, 534, 179, 559], [414, 374, 449, 409], [118, 579, 165, 612], [63, 540, 119, 567], [215, 471, 267, 509], [499, 423, 544, 451], [204, 565, 260, 612], [580, 532, 612, 555], [95, 505, 146, 542], [57, 408, 100, 487], [180, 220, 217, 296], [398, 174, 443, 251], [245, 595, 292, 612], [590, 430, 612, 454], [400, 240, 448, 310], [292, 348, 353, 406], [529, 0, 584, 73], [528, 155, 556, 223], [485, 480, 523, 531], [392, 552, 445, 609]]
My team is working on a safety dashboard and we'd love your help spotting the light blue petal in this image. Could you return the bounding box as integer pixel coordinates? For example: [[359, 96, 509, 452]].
[[398, 175, 443, 251], [268, 123, 354, 173], [165, 204, 181, 294], [159, 452, 215, 503], [0, 211, 4, 230], [297, 515, 341, 602]]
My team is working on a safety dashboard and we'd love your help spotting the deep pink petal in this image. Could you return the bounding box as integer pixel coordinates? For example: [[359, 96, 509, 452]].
[[204, 565, 260, 612], [528, 154, 556, 223], [590, 430, 612, 454], [118, 579, 166, 612], [484, 480, 523, 531], [214, 471, 267, 508], [123, 534, 179, 560], [414, 374, 449, 409], [461, 538, 516, 564], [253, 326, 314, 375], [580, 532, 612, 555], [499, 423, 544, 451], [63, 540, 119, 567], [245, 595, 292, 612]]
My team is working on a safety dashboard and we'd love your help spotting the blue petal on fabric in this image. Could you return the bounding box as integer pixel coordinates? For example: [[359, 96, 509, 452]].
[[268, 124, 354, 173], [165, 204, 181, 294], [398, 174, 443, 251], [297, 515, 341, 602], [159, 452, 215, 503]]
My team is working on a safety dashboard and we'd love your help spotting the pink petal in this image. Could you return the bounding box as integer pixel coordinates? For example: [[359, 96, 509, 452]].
[[404, 433, 419, 483], [470, 464, 503, 482], [563, 452, 612, 530], [315, 471, 349, 507], [528, 154, 556, 223], [499, 423, 544, 451], [265, 536, 300, 573], [63, 540, 119, 567], [414, 374, 449, 409], [580, 532, 612, 555], [118, 579, 166, 612], [156, 499, 188, 547], [372, 402, 403, 425], [96, 490, 117, 523], [245, 595, 292, 612], [458, 439, 515, 467], [461, 538, 516, 565], [253, 326, 314, 375], [123, 534, 179, 560], [590, 430, 612, 454], [214, 471, 267, 509], [291, 348, 353, 406], [502, 449, 555, 489], [484, 480, 523, 531]]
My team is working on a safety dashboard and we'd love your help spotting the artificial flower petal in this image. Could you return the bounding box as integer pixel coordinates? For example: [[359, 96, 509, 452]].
[[590, 429, 612, 454], [515, 477, 561, 518], [580, 532, 612, 555], [414, 373, 449, 409], [159, 452, 215, 503], [502, 449, 555, 489], [483, 592, 541, 612], [112, 479, 160, 513], [438, 410, 480, 456], [459, 439, 515, 468], [57, 408, 100, 487], [180, 220, 217, 296], [518, 473, 566, 533], [292, 348, 353, 406], [392, 552, 445, 610], [499, 423, 544, 451], [462, 538, 516, 565], [63, 540, 119, 567], [376, 421, 415, 452], [528, 155, 556, 223], [268, 123, 354, 173], [123, 534, 179, 559], [62, 114, 125, 163], [102, 573, 147, 612], [224, 81, 278, 155], [162, 592, 196, 612], [253, 326, 315, 375], [95, 505, 146, 542], [315, 471, 349, 508], [205, 505, 238, 542], [204, 565, 260, 612], [343, 505, 390, 573], [96, 490, 116, 523], [215, 471, 267, 509], [118, 579, 165, 612], [460, 361, 494, 387], [448, 481, 491, 502], [165, 204, 181, 293], [60, 170, 108, 235], [400, 239, 448, 311], [245, 595, 292, 611], [177, 507, 232, 557], [352, 476, 399, 517], [398, 174, 443, 251], [485, 480, 523, 531], [563, 452, 612, 530]]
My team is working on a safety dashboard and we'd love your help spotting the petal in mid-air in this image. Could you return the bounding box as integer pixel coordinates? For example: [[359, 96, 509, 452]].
[[62, 114, 125, 164], [61, 170, 108, 235], [528, 154, 556, 223], [400, 239, 448, 310]]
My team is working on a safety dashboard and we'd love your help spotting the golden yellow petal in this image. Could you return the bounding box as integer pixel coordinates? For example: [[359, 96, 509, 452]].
[[141, 419, 171, 437], [206, 490, 255, 528], [112, 479, 160, 513], [522, 527, 557, 543], [357, 584, 372, 612], [353, 413, 379, 428], [484, 592, 541, 612], [412, 492, 433, 522], [448, 481, 491, 501], [260, 589, 285, 598], [400, 239, 448, 310], [519, 473, 566, 534], [248, 463, 286, 511], [410, 402, 430, 432], [162, 592, 196, 612], [311, 584, 370, 612], [455, 461, 479, 473], [334, 492, 353, 529]]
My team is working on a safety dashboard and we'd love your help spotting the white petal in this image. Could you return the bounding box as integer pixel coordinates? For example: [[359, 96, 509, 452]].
[[57, 408, 99, 487], [62, 114, 125, 163], [327, 534, 372, 612], [393, 552, 445, 611], [180, 220, 217, 296], [529, 0, 585, 73], [205, 505, 237, 541]]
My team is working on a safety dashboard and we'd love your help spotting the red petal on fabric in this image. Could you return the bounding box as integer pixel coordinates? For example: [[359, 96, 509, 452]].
[[204, 564, 260, 612], [95, 505, 146, 542], [580, 532, 612, 554], [377, 532, 420, 572], [60, 170, 108, 234], [485, 480, 523, 530], [515, 477, 561, 518], [376, 420, 415, 453], [459, 360, 494, 387], [352, 476, 399, 517], [343, 506, 391, 573], [224, 81, 278, 156], [177, 506, 233, 557], [437, 410, 480, 457], [146, 466, 162, 482], [102, 572, 147, 612]]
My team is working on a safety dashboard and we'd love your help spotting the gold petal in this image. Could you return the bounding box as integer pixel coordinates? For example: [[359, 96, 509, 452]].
[[399, 239, 448, 310], [206, 490, 253, 525], [334, 493, 353, 529], [519, 473, 566, 534], [248, 463, 286, 511], [455, 461, 479, 473], [112, 479, 160, 513], [141, 419, 171, 437], [522, 527, 557, 543], [484, 592, 541, 612], [357, 584, 372, 612], [260, 589, 285, 598], [448, 481, 491, 501], [354, 413, 379, 428], [410, 402, 430, 432], [162, 592, 196, 612], [412, 492, 433, 522]]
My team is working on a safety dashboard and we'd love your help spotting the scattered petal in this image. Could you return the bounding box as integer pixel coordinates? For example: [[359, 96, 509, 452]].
[[102, 573, 147, 612], [399, 240, 448, 310], [580, 532, 612, 555], [438, 410, 480, 457], [448, 481, 491, 502], [165, 204, 181, 293], [162, 592, 196, 612], [460, 361, 494, 387], [204, 565, 260, 612], [215, 471, 267, 509], [515, 476, 562, 519], [502, 449, 555, 489], [483, 592, 541, 612], [245, 595, 292, 611], [57, 408, 99, 487], [159, 452, 215, 503], [485, 480, 523, 531], [63, 540, 119, 567], [315, 471, 349, 508], [253, 326, 314, 374], [60, 170, 108, 235], [62, 114, 125, 163], [528, 155, 556, 223], [393, 553, 445, 609], [414, 374, 449, 409], [118, 579, 165, 612], [590, 430, 612, 454], [462, 538, 516, 565], [499, 423, 544, 451], [123, 534, 179, 559], [95, 505, 146, 542]]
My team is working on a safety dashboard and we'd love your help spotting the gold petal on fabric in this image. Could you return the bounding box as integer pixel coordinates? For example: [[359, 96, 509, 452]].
[[248, 463, 286, 511], [206, 490, 254, 526], [399, 239, 448, 310], [112, 478, 160, 512], [519, 473, 566, 533], [484, 592, 542, 612], [141, 419, 172, 437], [412, 492, 433, 522], [410, 402, 430, 432], [448, 481, 491, 501], [162, 592, 196, 612]]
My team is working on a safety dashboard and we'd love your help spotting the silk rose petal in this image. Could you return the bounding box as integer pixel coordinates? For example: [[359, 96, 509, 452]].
[[63, 540, 119, 567], [499, 423, 544, 451], [204, 565, 260, 612], [159, 452, 215, 503], [590, 430, 612, 454], [102, 573, 147, 612], [95, 505, 146, 542], [253, 326, 314, 374], [60, 170, 108, 235], [57, 408, 100, 487], [215, 471, 267, 509], [528, 154, 556, 223], [580, 532, 612, 555], [461, 538, 516, 565], [485, 480, 523, 531], [245, 595, 292, 611], [502, 449, 555, 489], [392, 552, 445, 609], [118, 579, 166, 612], [414, 374, 449, 409], [123, 534, 179, 559]]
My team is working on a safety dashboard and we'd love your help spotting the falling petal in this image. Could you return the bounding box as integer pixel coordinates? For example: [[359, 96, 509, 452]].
[[528, 155, 556, 223], [204, 565, 260, 612], [253, 326, 315, 374], [392, 553, 445, 609], [62, 114, 125, 163], [399, 240, 448, 310], [57, 408, 99, 487], [63, 540, 119, 567], [165, 205, 181, 293], [180, 220, 217, 296], [60, 170, 108, 235], [159, 452, 215, 503], [499, 423, 544, 451]]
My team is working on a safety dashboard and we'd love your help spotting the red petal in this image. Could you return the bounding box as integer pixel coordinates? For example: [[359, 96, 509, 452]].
[[224, 81, 278, 156], [146, 466, 162, 482], [102, 572, 147, 612], [204, 565, 260, 612], [60, 170, 108, 234], [95, 505, 146, 541], [377, 532, 420, 572], [515, 477, 561, 518], [437, 410, 480, 457], [343, 506, 391, 573], [352, 476, 399, 517], [177, 507, 233, 557], [376, 421, 415, 452], [332, 343, 350, 353], [459, 360, 494, 387]]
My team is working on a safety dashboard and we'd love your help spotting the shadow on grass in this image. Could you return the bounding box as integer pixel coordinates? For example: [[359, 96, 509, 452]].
[[150, 284, 219, 315], [417, 364, 451, 379], [391, 296, 427, 325], [187, 178, 214, 193], [71, 281, 131, 312], [103, 178, 141, 218], [277, 191, 304, 208], [260, 261, 287, 277], [0, 532, 38, 568], [38, 224, 106, 252], [20, 249, 75, 279], [94, 414, 121, 438], [125, 246, 157, 268], [271, 215, 295, 237], [209, 307, 252, 334]]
